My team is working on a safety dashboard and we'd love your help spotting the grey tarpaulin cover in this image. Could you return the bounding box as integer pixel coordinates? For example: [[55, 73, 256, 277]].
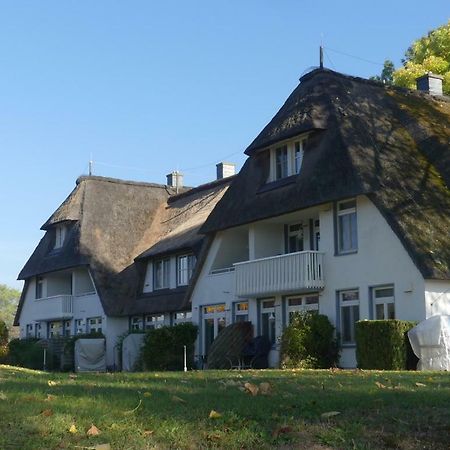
[[122, 333, 145, 372], [74, 338, 106, 372], [408, 315, 450, 370]]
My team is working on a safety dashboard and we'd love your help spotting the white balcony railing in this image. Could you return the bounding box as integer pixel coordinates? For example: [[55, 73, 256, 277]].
[[34, 295, 74, 321], [234, 251, 324, 297]]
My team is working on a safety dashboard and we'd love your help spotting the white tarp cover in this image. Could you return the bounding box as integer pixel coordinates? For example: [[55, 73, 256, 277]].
[[408, 315, 450, 371], [122, 333, 145, 372], [74, 338, 106, 372]]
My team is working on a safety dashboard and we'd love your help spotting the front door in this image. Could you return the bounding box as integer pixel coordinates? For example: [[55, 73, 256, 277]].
[[202, 304, 226, 355]]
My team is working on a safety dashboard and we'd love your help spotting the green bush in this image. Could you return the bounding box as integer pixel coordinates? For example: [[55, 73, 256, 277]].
[[280, 312, 339, 369], [7, 338, 48, 370], [0, 320, 8, 346], [142, 323, 198, 371], [356, 320, 417, 370]]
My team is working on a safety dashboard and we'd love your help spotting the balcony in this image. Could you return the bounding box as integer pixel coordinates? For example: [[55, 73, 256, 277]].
[[34, 295, 74, 321], [234, 251, 324, 297]]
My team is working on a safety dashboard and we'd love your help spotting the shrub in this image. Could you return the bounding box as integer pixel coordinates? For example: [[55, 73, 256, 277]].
[[0, 320, 8, 346], [356, 320, 417, 370], [142, 323, 198, 371], [7, 338, 49, 370], [280, 312, 339, 369]]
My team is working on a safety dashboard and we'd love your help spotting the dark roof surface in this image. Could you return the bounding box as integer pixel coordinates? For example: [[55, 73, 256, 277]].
[[201, 69, 450, 280]]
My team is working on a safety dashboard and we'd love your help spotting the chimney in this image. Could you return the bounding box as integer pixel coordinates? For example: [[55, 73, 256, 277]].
[[166, 171, 183, 192], [416, 73, 443, 96], [216, 162, 236, 180]]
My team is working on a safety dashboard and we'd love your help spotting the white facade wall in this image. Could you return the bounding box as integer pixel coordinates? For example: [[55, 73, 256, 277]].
[[191, 195, 430, 368]]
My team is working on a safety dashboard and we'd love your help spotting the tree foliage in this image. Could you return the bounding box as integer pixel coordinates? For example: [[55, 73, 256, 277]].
[[393, 20, 450, 95], [0, 284, 21, 336], [370, 60, 395, 84]]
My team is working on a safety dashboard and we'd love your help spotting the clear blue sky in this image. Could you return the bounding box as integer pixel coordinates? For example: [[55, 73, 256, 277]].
[[0, 1, 447, 289]]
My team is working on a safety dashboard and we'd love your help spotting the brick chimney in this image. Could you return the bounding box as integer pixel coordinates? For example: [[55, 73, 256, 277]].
[[216, 162, 236, 180], [416, 73, 444, 96]]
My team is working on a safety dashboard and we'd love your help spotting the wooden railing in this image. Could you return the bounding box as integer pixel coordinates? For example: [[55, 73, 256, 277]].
[[234, 251, 324, 297]]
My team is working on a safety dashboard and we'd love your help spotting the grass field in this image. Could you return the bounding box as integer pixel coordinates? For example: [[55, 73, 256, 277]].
[[1, 365, 450, 449]]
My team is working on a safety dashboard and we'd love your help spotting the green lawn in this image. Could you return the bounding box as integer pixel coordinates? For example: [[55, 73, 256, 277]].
[[1, 365, 450, 449]]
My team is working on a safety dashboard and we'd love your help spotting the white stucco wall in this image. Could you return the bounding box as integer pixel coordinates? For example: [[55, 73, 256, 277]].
[[191, 195, 431, 368]]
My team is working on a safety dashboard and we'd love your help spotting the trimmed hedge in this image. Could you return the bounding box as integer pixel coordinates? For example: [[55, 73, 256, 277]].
[[7, 338, 56, 370], [280, 312, 339, 369], [356, 320, 418, 370], [142, 323, 198, 371]]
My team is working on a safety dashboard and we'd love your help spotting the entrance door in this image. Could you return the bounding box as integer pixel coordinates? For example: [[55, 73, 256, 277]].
[[202, 304, 226, 355]]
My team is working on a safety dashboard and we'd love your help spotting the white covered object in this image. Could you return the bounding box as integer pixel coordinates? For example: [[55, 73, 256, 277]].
[[122, 333, 145, 372], [408, 315, 450, 371], [74, 338, 106, 372]]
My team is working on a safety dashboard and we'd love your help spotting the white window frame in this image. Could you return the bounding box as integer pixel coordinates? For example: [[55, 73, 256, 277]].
[[145, 314, 165, 330], [63, 320, 71, 336], [286, 294, 319, 324], [26, 323, 34, 338], [75, 319, 85, 335], [130, 316, 143, 331], [287, 223, 304, 253], [373, 286, 395, 320], [87, 317, 102, 334], [202, 304, 226, 355], [173, 311, 192, 325], [268, 136, 308, 182], [339, 290, 360, 345], [49, 321, 62, 338], [260, 299, 276, 345], [36, 276, 45, 299], [54, 224, 66, 249], [233, 301, 249, 322], [177, 254, 196, 286], [153, 258, 170, 290], [336, 199, 358, 254]]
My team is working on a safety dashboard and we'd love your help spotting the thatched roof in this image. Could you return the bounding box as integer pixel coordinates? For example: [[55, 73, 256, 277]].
[[201, 69, 450, 280], [16, 175, 233, 322]]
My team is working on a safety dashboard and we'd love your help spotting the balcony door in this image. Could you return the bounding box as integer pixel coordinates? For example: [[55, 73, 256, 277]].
[[286, 223, 304, 253], [202, 304, 226, 355]]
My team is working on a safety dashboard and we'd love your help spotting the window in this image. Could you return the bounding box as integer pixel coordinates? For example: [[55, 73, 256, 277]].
[[35, 322, 43, 339], [269, 136, 308, 182], [36, 276, 44, 299], [275, 145, 288, 180], [154, 259, 170, 290], [54, 225, 66, 249], [287, 223, 304, 253], [234, 301, 249, 322], [177, 254, 196, 286], [260, 299, 276, 345], [314, 219, 320, 251], [339, 290, 359, 345], [286, 294, 319, 323], [131, 316, 143, 331], [173, 311, 192, 325], [75, 319, 85, 335], [26, 324, 34, 338], [145, 314, 165, 330], [49, 321, 62, 338], [64, 320, 71, 336], [337, 199, 358, 254], [373, 286, 395, 320], [87, 317, 102, 333], [202, 304, 226, 355]]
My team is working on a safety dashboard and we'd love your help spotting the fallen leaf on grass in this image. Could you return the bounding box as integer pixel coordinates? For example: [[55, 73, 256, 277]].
[[259, 382, 271, 395], [41, 408, 53, 417], [171, 395, 186, 404], [45, 394, 57, 402], [375, 381, 386, 389], [320, 411, 341, 420], [0, 392, 7, 400], [91, 445, 111, 450], [209, 409, 222, 419], [272, 426, 293, 438], [143, 392, 151, 397], [143, 430, 154, 437], [48, 380, 59, 387], [87, 424, 101, 436], [415, 382, 426, 387], [244, 382, 259, 396], [69, 424, 78, 434]]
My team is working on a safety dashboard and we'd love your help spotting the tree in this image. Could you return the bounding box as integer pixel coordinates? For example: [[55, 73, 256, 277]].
[[393, 20, 450, 95], [370, 59, 395, 84], [0, 284, 21, 338]]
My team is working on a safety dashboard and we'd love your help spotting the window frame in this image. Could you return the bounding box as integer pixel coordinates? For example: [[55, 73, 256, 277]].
[[335, 199, 358, 255], [338, 289, 360, 346], [285, 294, 319, 324], [260, 299, 276, 345], [145, 314, 165, 330], [372, 285, 395, 320], [35, 276, 44, 299], [87, 316, 102, 334], [177, 254, 196, 286], [233, 301, 249, 323], [268, 136, 308, 182], [153, 258, 170, 290], [54, 224, 67, 250]]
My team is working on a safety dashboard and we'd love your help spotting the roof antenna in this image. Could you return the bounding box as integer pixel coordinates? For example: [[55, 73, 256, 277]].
[[319, 34, 324, 69]]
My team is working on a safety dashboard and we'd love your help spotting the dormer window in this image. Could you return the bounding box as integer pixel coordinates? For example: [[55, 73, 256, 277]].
[[269, 136, 307, 182], [54, 224, 67, 249]]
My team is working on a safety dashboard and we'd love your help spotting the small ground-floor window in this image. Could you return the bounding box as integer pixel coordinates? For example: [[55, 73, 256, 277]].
[[202, 304, 226, 355], [26, 324, 33, 338], [130, 316, 143, 331], [75, 319, 85, 335], [373, 285, 395, 320], [35, 322, 43, 339], [286, 294, 319, 323], [88, 317, 102, 334], [338, 290, 359, 345], [64, 320, 71, 336], [49, 321, 62, 338], [233, 301, 249, 322], [145, 314, 165, 330], [173, 311, 192, 325], [260, 299, 276, 345]]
